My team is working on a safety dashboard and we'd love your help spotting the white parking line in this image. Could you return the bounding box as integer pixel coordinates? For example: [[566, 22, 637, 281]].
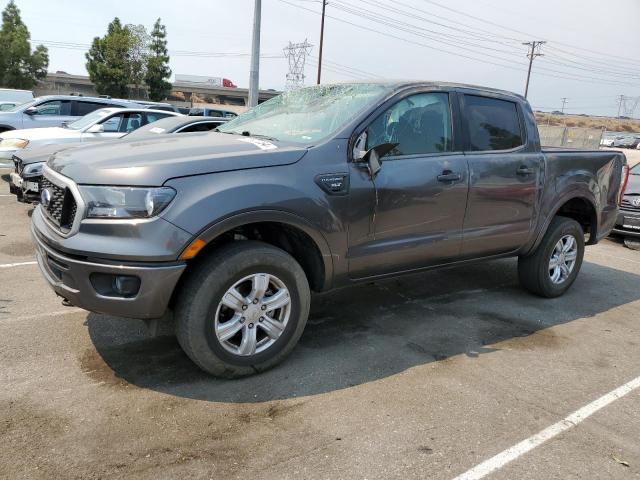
[[452, 375, 640, 480], [0, 261, 37, 268]]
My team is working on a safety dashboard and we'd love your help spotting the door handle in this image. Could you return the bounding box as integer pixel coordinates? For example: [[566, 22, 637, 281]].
[[517, 165, 534, 175], [437, 171, 461, 182]]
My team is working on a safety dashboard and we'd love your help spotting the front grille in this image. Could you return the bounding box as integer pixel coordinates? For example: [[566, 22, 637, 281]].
[[41, 177, 77, 232], [621, 195, 640, 212], [12, 155, 22, 174]]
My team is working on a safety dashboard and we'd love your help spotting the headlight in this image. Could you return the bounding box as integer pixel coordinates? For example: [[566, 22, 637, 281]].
[[78, 186, 176, 219], [22, 161, 44, 177], [0, 138, 29, 149]]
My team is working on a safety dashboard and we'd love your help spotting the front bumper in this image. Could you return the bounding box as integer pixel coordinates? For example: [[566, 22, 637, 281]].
[[32, 221, 187, 319], [9, 172, 40, 202], [613, 209, 640, 238]]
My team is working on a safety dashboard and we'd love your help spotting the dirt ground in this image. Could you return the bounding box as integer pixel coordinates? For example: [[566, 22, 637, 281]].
[[1, 168, 639, 480]]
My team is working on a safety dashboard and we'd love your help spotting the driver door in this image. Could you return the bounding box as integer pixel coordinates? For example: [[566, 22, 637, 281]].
[[347, 91, 469, 279]]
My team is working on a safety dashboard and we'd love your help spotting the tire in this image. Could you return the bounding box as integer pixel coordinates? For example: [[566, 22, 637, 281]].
[[175, 241, 310, 378], [518, 216, 585, 298]]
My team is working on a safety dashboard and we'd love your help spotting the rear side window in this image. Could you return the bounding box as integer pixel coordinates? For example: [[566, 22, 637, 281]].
[[463, 95, 523, 151], [74, 101, 108, 116], [144, 112, 172, 124], [180, 122, 222, 133]]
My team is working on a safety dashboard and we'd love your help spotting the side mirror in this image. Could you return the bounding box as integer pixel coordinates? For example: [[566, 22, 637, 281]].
[[24, 106, 38, 115], [85, 124, 104, 134], [355, 142, 398, 179]]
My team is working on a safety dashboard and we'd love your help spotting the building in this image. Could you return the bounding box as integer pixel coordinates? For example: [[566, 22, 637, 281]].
[[35, 72, 280, 107]]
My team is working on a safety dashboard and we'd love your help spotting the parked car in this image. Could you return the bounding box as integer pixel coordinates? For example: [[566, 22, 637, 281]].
[[134, 100, 182, 113], [0, 88, 34, 105], [612, 162, 640, 238], [1, 107, 179, 161], [188, 107, 238, 118], [10, 114, 219, 203], [7, 108, 180, 199], [31, 81, 627, 377], [124, 115, 228, 139], [611, 135, 640, 148], [0, 95, 141, 134], [601, 135, 625, 147]]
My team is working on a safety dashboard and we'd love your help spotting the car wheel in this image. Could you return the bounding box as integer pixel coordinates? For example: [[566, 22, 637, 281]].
[[175, 241, 310, 378], [518, 216, 585, 298]]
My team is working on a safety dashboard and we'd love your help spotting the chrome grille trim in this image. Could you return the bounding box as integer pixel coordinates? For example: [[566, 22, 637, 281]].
[[41, 165, 86, 238]]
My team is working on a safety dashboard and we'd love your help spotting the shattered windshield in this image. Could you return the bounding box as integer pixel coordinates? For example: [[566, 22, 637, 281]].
[[217, 83, 391, 145]]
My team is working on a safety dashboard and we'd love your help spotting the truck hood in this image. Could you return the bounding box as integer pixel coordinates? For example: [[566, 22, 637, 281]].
[[48, 132, 308, 185], [1, 127, 81, 141], [15, 142, 79, 165]]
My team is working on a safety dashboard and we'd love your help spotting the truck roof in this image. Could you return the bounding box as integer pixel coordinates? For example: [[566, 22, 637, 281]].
[[324, 80, 526, 101]]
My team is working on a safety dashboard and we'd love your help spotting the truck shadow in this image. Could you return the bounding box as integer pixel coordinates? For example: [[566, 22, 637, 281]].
[[85, 258, 640, 402]]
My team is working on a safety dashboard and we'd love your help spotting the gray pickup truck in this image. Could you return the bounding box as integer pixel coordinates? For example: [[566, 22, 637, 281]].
[[30, 82, 628, 377]]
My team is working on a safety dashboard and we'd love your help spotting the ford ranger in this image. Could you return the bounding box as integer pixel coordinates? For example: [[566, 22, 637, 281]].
[[30, 82, 629, 377]]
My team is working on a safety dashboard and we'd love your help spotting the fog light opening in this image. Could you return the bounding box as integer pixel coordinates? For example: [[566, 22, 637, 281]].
[[113, 275, 141, 297]]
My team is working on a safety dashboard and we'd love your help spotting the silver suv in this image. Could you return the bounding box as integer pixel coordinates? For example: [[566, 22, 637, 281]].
[[0, 95, 140, 133]]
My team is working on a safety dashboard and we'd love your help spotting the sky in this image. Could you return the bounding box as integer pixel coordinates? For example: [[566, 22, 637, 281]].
[[10, 0, 640, 117]]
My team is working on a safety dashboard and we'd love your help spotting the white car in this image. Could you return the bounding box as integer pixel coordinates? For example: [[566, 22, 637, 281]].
[[0, 107, 181, 161]]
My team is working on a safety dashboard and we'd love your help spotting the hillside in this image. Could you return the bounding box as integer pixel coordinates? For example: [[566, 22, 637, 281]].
[[534, 112, 640, 133]]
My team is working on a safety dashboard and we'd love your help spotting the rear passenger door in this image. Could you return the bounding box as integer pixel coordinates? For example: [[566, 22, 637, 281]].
[[459, 93, 543, 258]]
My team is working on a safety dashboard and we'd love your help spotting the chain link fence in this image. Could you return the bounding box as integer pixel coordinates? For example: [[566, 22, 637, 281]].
[[538, 125, 603, 149]]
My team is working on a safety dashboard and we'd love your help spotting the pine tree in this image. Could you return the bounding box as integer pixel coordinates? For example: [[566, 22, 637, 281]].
[[85, 18, 135, 98], [0, 0, 49, 89], [145, 18, 172, 102]]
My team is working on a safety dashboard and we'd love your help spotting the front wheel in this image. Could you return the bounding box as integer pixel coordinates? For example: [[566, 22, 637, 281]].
[[518, 216, 585, 298], [175, 241, 310, 378]]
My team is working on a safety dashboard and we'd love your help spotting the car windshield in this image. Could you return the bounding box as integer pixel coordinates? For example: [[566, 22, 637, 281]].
[[66, 109, 114, 130], [216, 83, 392, 145]]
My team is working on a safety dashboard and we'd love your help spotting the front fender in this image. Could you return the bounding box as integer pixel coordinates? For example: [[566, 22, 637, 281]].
[[191, 209, 335, 290]]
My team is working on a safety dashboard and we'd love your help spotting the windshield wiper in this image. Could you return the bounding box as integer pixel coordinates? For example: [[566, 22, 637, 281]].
[[241, 131, 278, 142]]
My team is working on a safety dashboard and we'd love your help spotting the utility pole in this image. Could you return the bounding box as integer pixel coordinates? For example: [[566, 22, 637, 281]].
[[561, 97, 568, 114], [316, 0, 327, 84], [523, 40, 546, 99], [248, 0, 262, 108]]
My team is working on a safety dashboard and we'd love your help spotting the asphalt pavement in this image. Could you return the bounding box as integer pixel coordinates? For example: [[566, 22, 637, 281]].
[[1, 168, 639, 480]]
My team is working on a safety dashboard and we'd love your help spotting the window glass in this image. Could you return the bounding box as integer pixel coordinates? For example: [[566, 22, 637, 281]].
[[145, 112, 171, 124], [35, 100, 71, 116], [180, 122, 221, 133], [123, 113, 143, 132], [366, 92, 452, 155], [101, 114, 123, 133], [463, 95, 523, 151], [217, 83, 391, 145], [67, 109, 113, 130], [75, 101, 109, 116]]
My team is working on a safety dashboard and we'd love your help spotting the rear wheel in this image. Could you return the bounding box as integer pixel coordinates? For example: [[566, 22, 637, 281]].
[[518, 216, 585, 298], [175, 241, 310, 378]]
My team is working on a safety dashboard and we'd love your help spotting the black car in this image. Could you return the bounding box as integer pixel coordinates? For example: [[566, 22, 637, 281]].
[[613, 163, 640, 238]]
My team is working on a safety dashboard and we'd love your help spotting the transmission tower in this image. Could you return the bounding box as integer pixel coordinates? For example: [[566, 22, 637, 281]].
[[283, 40, 313, 91], [618, 95, 640, 118]]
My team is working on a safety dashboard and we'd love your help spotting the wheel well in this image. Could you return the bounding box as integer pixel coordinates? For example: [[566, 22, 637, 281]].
[[185, 221, 326, 292], [0, 126, 15, 134], [555, 197, 597, 243]]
